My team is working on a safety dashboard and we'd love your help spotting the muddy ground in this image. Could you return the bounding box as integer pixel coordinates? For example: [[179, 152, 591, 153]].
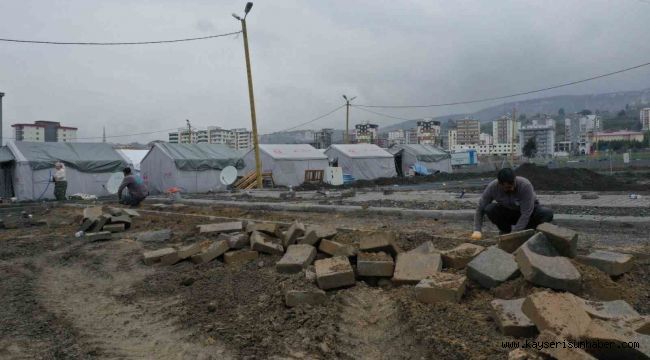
[[0, 202, 649, 359]]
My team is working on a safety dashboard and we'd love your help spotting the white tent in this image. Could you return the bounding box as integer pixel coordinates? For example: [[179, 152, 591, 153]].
[[4, 141, 128, 201], [242, 144, 329, 187], [116, 149, 149, 172], [324, 144, 397, 180], [140, 143, 244, 194], [388, 144, 452, 176]]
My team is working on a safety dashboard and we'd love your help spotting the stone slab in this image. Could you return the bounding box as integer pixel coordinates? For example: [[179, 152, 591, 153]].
[[309, 225, 337, 240], [285, 289, 327, 307], [318, 239, 356, 257], [392, 252, 442, 285], [223, 250, 258, 265], [358, 231, 402, 256], [497, 229, 536, 253], [576, 250, 634, 276], [103, 223, 126, 233], [190, 240, 230, 264], [577, 299, 640, 320], [314, 256, 355, 290], [250, 231, 284, 255], [245, 222, 278, 235], [357, 252, 395, 277], [411, 241, 440, 254], [79, 218, 96, 232], [91, 214, 111, 232], [441, 243, 485, 269], [122, 208, 140, 217], [283, 221, 306, 248], [85, 231, 112, 242], [466, 246, 519, 288], [521, 291, 591, 339], [536, 331, 597, 360], [197, 222, 243, 234], [83, 206, 103, 220], [143, 247, 177, 265], [136, 229, 172, 243], [536, 222, 578, 258], [110, 215, 132, 230], [217, 233, 250, 249], [276, 244, 317, 273], [415, 272, 466, 304], [490, 298, 537, 338]]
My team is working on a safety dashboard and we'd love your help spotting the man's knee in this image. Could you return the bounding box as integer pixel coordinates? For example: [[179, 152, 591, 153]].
[[484, 203, 499, 220]]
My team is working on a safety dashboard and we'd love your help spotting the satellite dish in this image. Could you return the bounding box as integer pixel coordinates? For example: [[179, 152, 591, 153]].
[[106, 172, 124, 194], [220, 166, 238, 186]]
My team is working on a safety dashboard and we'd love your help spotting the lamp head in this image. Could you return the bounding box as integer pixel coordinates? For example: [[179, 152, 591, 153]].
[[244, 2, 253, 14]]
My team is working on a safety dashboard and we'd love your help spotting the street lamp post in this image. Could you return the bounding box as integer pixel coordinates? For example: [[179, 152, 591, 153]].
[[342, 95, 356, 144], [234, 2, 263, 189]]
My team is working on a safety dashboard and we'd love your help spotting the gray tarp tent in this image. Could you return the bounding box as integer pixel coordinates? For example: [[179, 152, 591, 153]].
[[242, 144, 329, 187], [6, 141, 128, 201], [388, 144, 452, 176], [0, 146, 16, 198], [140, 143, 244, 194], [324, 144, 397, 180]]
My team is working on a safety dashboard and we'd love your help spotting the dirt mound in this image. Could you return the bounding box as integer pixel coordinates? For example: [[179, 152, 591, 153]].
[[514, 163, 643, 191]]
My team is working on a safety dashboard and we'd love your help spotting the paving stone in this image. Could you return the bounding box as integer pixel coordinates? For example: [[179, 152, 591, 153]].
[[217, 233, 249, 249], [108, 207, 124, 216], [83, 206, 103, 220], [415, 272, 466, 304], [197, 221, 243, 234], [358, 231, 402, 256], [536, 331, 597, 360], [161, 240, 210, 265], [314, 256, 355, 290], [576, 250, 634, 276], [497, 229, 536, 253], [250, 231, 284, 255], [441, 243, 485, 269], [536, 222, 578, 258], [514, 234, 581, 293], [521, 291, 591, 338], [411, 241, 440, 254], [223, 250, 259, 265], [577, 298, 640, 320], [466, 246, 519, 288], [91, 214, 111, 232], [103, 223, 126, 233], [318, 239, 356, 257], [357, 252, 395, 277], [143, 248, 177, 265], [392, 252, 442, 285], [298, 229, 320, 246], [190, 240, 230, 264], [309, 225, 337, 240], [136, 229, 172, 243], [283, 221, 306, 248], [110, 215, 132, 230], [285, 289, 327, 307], [490, 298, 537, 338], [245, 222, 278, 235], [79, 218, 96, 232], [276, 244, 317, 273], [122, 208, 140, 217], [580, 318, 650, 359], [85, 231, 112, 242]]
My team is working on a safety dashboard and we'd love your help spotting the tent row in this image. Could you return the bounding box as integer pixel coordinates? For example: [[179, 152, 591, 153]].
[[0, 141, 451, 201]]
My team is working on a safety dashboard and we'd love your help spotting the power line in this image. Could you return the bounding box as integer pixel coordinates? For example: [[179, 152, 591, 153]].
[[279, 105, 346, 132], [355, 60, 650, 108], [352, 106, 419, 122], [0, 30, 241, 46]]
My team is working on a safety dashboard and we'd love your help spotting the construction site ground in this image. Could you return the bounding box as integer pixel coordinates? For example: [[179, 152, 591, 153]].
[[1, 194, 649, 359]]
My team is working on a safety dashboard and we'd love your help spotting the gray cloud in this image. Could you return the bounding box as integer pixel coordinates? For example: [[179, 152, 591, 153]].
[[1, 0, 649, 143]]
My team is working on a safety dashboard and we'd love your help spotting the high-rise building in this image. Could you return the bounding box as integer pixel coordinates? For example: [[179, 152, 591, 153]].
[[455, 119, 480, 145], [480, 133, 493, 145], [519, 121, 556, 158], [447, 129, 457, 150], [313, 128, 333, 149], [169, 126, 253, 150], [492, 115, 519, 144], [12, 121, 78, 142], [406, 128, 418, 144], [416, 119, 441, 145], [354, 122, 379, 144], [387, 129, 406, 147], [641, 108, 650, 131], [564, 115, 600, 155]]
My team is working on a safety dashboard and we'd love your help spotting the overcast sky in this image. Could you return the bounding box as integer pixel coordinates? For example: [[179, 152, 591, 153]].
[[1, 0, 649, 143]]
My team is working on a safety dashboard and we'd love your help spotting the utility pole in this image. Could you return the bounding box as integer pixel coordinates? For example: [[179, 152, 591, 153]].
[[510, 108, 516, 166], [186, 119, 193, 144], [234, 2, 262, 189], [342, 94, 356, 144], [102, 126, 106, 143]]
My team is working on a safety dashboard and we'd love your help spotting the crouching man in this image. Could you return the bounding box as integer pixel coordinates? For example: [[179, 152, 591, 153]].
[[471, 168, 553, 240], [117, 167, 148, 207]]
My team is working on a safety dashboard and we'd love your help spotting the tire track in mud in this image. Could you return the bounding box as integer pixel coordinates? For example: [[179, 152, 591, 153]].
[[35, 240, 233, 359]]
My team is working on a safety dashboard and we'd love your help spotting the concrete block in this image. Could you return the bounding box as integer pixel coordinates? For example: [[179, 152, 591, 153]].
[[110, 215, 132, 230], [85, 231, 112, 242], [318, 239, 356, 257], [358, 231, 402, 256], [161, 240, 210, 265], [190, 240, 230, 264], [357, 252, 395, 277], [521, 291, 591, 338], [83, 206, 103, 220], [224, 250, 258, 265], [514, 234, 581, 293], [490, 298, 537, 338], [411, 241, 440, 254], [415, 272, 466, 304], [441, 243, 485, 269], [576, 250, 634, 276], [577, 298, 640, 320], [197, 222, 243, 234], [91, 214, 111, 232], [315, 256, 355, 290], [285, 289, 327, 307], [309, 225, 337, 239], [392, 252, 442, 285], [143, 247, 177, 265], [536, 222, 578, 258], [466, 246, 519, 288], [245, 221, 278, 235], [250, 231, 284, 255], [276, 244, 317, 273], [122, 208, 140, 217], [298, 229, 320, 246], [283, 221, 306, 248], [580, 318, 650, 359], [217, 233, 249, 249], [79, 218, 96, 232], [536, 331, 597, 360], [136, 229, 172, 243], [497, 229, 536, 253], [103, 223, 126, 233]]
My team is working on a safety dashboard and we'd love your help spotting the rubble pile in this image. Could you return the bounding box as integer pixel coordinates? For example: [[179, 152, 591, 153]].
[[78, 206, 138, 240]]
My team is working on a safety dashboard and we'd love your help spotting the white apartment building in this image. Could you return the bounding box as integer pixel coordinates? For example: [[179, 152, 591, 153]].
[[641, 108, 650, 131], [564, 115, 600, 155], [12, 121, 78, 142], [492, 115, 519, 144], [387, 129, 407, 147], [519, 121, 556, 158], [480, 133, 493, 145], [447, 129, 457, 150], [169, 126, 253, 150], [416, 119, 442, 145], [451, 143, 520, 156]]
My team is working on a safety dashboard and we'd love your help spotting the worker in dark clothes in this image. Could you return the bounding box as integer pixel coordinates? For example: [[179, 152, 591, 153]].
[[472, 168, 553, 240], [117, 167, 148, 207], [52, 161, 67, 201]]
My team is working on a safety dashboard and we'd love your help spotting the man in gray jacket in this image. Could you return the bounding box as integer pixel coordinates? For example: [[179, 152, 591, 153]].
[[472, 168, 553, 240]]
